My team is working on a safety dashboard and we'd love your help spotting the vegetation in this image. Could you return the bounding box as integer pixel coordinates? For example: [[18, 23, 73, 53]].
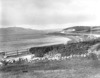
[[29, 38, 100, 57]]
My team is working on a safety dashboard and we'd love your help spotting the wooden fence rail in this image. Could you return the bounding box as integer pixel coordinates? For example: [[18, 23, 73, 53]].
[[0, 48, 30, 57]]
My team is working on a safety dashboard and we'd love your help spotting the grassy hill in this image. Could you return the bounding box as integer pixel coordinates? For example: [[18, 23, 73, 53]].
[[63, 26, 91, 33], [0, 27, 47, 42], [63, 26, 100, 34], [47, 26, 92, 36]]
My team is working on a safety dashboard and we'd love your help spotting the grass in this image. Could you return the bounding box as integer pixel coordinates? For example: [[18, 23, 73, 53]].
[[0, 57, 100, 78]]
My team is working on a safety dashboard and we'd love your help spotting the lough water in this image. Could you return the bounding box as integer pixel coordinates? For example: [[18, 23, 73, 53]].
[[0, 36, 70, 52]]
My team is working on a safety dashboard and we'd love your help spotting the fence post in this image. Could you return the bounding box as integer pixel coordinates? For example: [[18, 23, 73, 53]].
[[4, 52, 6, 56], [17, 50, 18, 56], [4, 52, 7, 58], [27, 48, 29, 54]]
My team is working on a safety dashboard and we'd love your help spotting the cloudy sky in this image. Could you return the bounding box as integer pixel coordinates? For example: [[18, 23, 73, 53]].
[[1, 0, 100, 29]]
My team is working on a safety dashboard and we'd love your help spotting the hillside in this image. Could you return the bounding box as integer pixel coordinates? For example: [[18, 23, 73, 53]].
[[0, 27, 46, 34], [47, 26, 92, 36], [63, 26, 100, 34], [63, 26, 91, 33], [92, 26, 100, 34], [0, 27, 47, 42]]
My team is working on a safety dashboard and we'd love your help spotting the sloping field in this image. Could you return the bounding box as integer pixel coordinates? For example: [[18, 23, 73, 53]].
[[0, 57, 100, 78]]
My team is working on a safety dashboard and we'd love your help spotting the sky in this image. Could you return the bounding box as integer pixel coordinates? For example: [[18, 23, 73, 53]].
[[1, 0, 100, 29]]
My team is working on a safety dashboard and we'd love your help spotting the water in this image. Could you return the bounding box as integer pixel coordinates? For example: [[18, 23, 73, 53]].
[[0, 36, 70, 52]]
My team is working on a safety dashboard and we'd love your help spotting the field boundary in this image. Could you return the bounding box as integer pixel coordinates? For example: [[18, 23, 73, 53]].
[[0, 48, 30, 57]]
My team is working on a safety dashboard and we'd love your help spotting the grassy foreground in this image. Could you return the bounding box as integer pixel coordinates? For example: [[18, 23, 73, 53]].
[[0, 57, 100, 78]]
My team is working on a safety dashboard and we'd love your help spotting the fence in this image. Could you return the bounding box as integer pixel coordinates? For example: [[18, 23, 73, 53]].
[[0, 48, 30, 57]]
